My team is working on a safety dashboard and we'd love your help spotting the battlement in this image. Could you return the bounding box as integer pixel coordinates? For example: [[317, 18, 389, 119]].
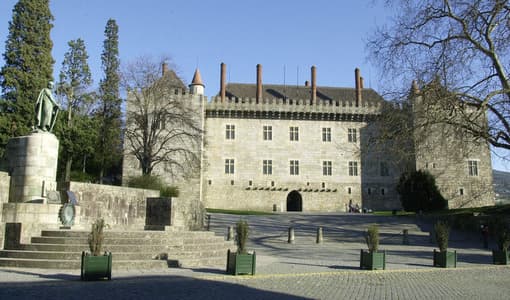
[[206, 96, 383, 116]]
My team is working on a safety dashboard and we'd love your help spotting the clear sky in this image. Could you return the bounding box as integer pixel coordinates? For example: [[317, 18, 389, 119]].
[[0, 0, 509, 171]]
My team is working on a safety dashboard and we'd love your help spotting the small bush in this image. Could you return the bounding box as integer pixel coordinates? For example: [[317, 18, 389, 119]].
[[88, 219, 106, 256], [365, 225, 379, 252], [127, 175, 179, 197], [434, 220, 450, 252], [397, 170, 447, 212], [160, 185, 179, 198], [235, 220, 249, 254]]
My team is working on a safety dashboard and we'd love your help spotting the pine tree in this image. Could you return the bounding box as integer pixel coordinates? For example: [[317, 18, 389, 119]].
[[0, 0, 54, 157], [97, 19, 122, 184], [57, 38, 92, 182]]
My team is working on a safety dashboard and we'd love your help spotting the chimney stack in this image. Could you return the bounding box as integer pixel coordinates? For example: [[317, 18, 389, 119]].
[[355, 68, 362, 107], [162, 62, 168, 76], [412, 80, 421, 95], [220, 62, 226, 102], [311, 65, 317, 104], [256, 64, 262, 103]]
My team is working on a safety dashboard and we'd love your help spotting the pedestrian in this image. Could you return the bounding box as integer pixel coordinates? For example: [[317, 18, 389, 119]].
[[481, 224, 489, 249]]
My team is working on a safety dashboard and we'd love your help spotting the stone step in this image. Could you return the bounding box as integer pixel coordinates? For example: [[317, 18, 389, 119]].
[[40, 230, 219, 239], [20, 243, 182, 253], [170, 256, 227, 268], [168, 249, 229, 260], [0, 250, 160, 261], [0, 257, 169, 270], [29, 237, 229, 248]]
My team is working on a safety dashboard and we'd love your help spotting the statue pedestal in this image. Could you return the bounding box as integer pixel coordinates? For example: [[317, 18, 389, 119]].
[[6, 131, 59, 203]]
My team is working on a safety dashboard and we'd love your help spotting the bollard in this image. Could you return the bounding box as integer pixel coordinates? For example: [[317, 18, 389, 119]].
[[227, 226, 234, 241], [316, 227, 323, 244], [288, 227, 295, 244], [402, 229, 409, 245]]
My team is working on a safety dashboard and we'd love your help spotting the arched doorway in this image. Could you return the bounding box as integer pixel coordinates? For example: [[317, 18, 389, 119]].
[[286, 191, 302, 211]]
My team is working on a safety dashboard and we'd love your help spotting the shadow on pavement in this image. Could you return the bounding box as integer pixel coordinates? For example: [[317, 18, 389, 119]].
[[0, 274, 312, 300]]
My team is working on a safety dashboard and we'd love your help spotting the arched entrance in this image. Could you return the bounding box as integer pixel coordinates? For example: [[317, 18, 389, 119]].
[[286, 191, 302, 211]]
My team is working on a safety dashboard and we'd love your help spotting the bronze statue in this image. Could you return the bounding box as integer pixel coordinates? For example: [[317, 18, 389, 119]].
[[35, 81, 60, 132]]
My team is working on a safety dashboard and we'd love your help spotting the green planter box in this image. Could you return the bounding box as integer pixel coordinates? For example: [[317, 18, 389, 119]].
[[492, 250, 510, 265], [81, 251, 112, 281], [433, 249, 457, 268], [360, 250, 386, 270], [226, 249, 256, 275]]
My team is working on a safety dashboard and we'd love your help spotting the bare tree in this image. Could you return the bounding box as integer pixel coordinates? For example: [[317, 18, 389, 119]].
[[122, 56, 202, 179], [367, 0, 510, 153]]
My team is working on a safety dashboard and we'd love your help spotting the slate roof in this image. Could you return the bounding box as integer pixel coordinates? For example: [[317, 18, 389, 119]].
[[220, 83, 385, 105]]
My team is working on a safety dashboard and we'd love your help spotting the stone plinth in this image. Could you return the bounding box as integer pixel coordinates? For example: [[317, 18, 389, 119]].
[[2, 203, 81, 244], [6, 132, 59, 203]]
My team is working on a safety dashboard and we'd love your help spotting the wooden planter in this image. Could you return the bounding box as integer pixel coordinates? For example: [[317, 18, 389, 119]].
[[433, 249, 457, 268], [81, 251, 112, 281], [226, 249, 256, 275], [360, 249, 386, 270], [492, 250, 510, 265]]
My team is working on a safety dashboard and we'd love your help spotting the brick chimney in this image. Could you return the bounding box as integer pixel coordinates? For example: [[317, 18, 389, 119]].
[[256, 64, 262, 103], [162, 62, 168, 76], [355, 68, 362, 107], [220, 62, 226, 102], [311, 65, 317, 104]]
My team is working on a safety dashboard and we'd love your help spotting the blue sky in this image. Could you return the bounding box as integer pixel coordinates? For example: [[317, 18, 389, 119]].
[[0, 0, 509, 171]]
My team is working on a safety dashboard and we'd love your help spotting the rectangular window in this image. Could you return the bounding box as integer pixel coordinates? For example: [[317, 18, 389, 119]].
[[367, 188, 372, 195], [263, 125, 272, 141], [468, 160, 478, 176], [263, 160, 273, 175], [322, 128, 331, 142], [290, 160, 299, 175], [348, 128, 357, 143], [349, 161, 358, 176], [323, 161, 332, 176], [380, 162, 389, 177], [225, 124, 235, 140], [224, 159, 234, 174], [290, 126, 299, 141], [381, 188, 386, 196]]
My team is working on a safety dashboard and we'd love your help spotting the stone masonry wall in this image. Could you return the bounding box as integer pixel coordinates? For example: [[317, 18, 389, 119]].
[[66, 182, 159, 229]]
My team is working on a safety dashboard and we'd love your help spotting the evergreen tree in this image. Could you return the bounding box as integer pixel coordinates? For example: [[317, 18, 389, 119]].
[[56, 38, 92, 182], [97, 19, 122, 184], [0, 0, 54, 157]]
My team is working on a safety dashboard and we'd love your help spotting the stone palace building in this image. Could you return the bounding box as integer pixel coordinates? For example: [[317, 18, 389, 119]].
[[122, 63, 494, 212]]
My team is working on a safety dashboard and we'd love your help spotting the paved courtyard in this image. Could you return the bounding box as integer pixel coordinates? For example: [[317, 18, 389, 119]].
[[1, 212, 509, 299]]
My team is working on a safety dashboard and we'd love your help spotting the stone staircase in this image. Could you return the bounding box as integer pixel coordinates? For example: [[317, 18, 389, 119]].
[[0, 229, 234, 270]]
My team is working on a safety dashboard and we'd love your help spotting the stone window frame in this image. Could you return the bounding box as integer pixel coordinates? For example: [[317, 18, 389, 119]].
[[348, 161, 358, 176], [225, 124, 235, 140], [263, 125, 273, 141], [224, 158, 235, 174], [263, 159, 273, 175], [468, 160, 479, 176], [322, 127, 331, 142], [348, 128, 357, 143], [289, 126, 299, 141], [290, 160, 300, 175], [322, 160, 332, 176]]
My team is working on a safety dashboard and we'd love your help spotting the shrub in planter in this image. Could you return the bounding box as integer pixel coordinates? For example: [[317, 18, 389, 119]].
[[81, 219, 112, 281], [226, 220, 256, 275], [433, 221, 457, 268], [492, 217, 510, 265], [360, 225, 386, 270]]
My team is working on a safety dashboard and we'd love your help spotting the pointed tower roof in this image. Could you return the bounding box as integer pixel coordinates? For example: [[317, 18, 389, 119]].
[[190, 68, 204, 87]]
